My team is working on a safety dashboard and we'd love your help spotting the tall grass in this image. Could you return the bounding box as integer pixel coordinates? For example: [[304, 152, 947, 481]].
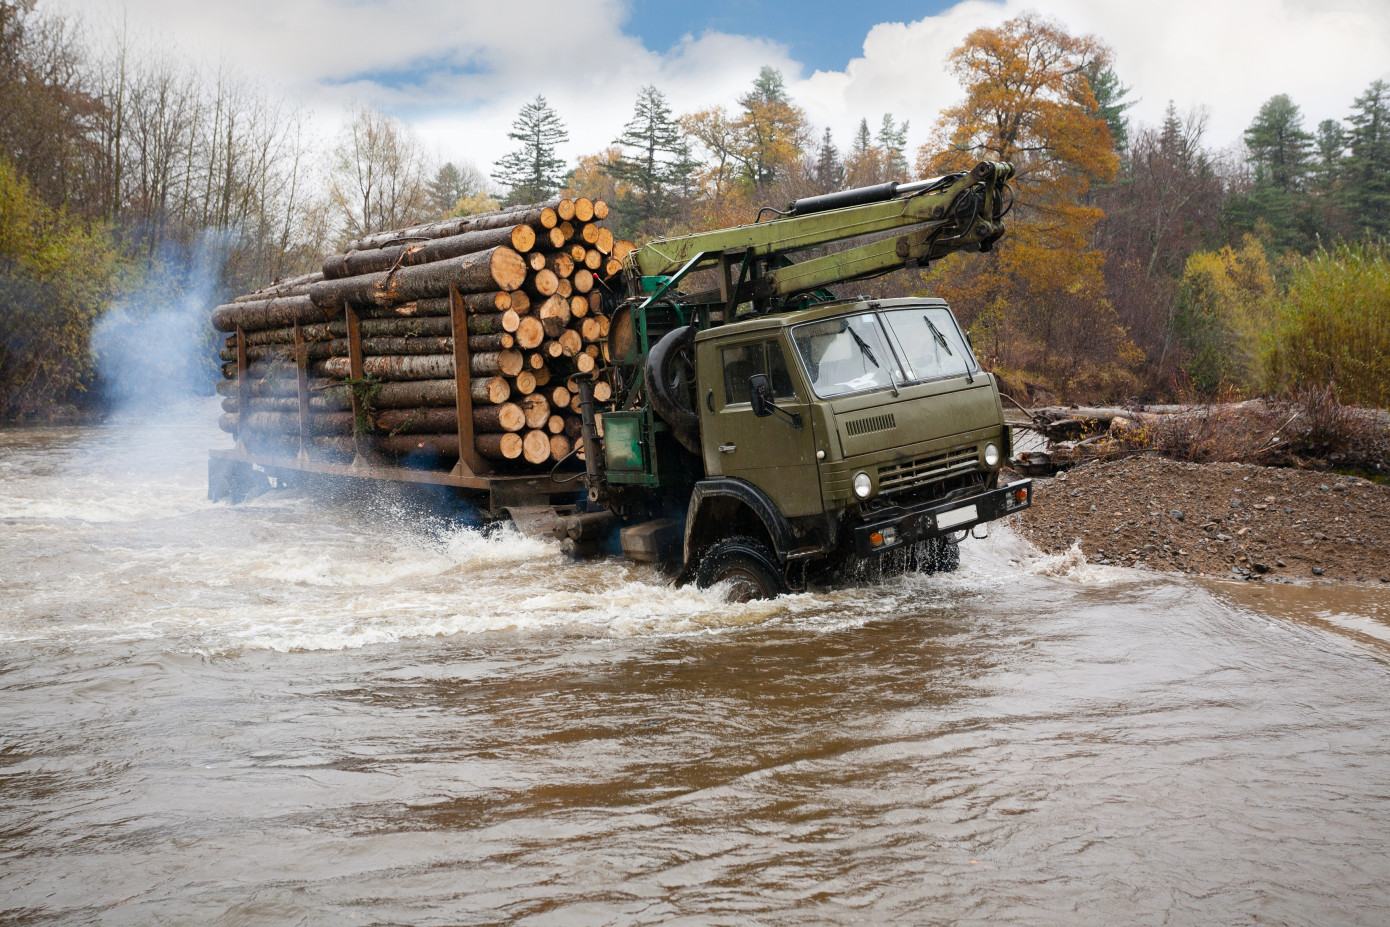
[[1264, 242, 1390, 409]]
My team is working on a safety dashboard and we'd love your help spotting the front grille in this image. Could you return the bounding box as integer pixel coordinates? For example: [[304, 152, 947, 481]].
[[845, 412, 896, 437], [877, 445, 978, 494]]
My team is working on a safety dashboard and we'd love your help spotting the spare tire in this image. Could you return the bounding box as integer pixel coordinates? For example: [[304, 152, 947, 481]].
[[646, 325, 701, 454]]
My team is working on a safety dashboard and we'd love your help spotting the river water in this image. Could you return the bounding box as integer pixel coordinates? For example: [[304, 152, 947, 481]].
[[3, 401, 1389, 926]]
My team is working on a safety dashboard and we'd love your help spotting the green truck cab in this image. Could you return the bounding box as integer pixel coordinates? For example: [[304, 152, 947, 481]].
[[647, 297, 1029, 598]]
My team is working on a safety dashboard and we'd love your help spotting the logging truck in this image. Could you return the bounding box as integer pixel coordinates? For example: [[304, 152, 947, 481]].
[[210, 161, 1031, 600]]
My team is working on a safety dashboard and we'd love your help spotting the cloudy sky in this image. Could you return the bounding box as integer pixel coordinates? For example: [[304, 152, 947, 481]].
[[62, 0, 1390, 182]]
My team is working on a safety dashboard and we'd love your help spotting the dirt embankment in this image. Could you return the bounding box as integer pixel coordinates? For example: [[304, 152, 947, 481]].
[[1009, 456, 1390, 583]]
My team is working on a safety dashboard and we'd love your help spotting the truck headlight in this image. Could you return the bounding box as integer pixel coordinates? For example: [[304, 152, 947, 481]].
[[853, 471, 873, 499], [984, 443, 1000, 467]]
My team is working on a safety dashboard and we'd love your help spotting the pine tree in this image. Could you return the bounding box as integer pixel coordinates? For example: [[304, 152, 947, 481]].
[[1087, 64, 1135, 152], [491, 95, 569, 205], [1240, 94, 1316, 250], [734, 67, 806, 189], [1346, 79, 1390, 238], [424, 162, 484, 217], [878, 113, 910, 179], [607, 86, 686, 226], [813, 127, 843, 193]]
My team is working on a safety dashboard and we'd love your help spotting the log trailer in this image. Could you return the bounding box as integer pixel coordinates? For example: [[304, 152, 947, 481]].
[[210, 161, 1032, 599]]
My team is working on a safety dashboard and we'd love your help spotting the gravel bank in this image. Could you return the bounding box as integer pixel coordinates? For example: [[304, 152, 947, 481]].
[[1009, 456, 1390, 583]]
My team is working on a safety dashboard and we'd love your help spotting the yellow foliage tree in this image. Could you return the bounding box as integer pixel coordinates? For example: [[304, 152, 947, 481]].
[[916, 12, 1131, 398], [1174, 235, 1274, 394]]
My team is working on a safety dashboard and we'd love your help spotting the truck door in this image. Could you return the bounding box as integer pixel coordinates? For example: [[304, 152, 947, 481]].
[[699, 337, 822, 519]]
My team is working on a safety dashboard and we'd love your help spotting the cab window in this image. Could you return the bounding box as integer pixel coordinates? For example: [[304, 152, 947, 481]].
[[721, 341, 796, 405]]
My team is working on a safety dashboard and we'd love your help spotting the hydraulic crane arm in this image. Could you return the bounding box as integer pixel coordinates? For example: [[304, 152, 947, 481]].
[[626, 160, 1013, 317]]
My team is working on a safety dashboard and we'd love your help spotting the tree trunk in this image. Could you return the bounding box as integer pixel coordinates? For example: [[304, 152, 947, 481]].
[[520, 393, 551, 429], [212, 295, 337, 333], [471, 402, 526, 433], [512, 370, 537, 395], [470, 350, 524, 377], [571, 268, 593, 294], [375, 407, 463, 434], [467, 311, 521, 334], [471, 376, 511, 404], [476, 431, 524, 460], [548, 434, 571, 461], [321, 224, 536, 279], [514, 315, 546, 350], [344, 201, 558, 252], [308, 246, 527, 308], [522, 429, 551, 464]]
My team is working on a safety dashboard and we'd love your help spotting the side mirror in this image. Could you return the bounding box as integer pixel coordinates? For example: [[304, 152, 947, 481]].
[[748, 374, 774, 417]]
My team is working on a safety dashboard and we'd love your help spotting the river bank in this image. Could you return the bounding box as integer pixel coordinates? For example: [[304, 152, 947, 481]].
[[1009, 455, 1390, 583]]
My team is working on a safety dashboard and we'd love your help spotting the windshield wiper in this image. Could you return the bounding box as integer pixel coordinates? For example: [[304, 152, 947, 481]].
[[847, 326, 879, 367], [924, 316, 953, 354]]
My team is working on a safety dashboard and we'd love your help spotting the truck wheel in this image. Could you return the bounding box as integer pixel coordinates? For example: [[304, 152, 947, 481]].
[[695, 537, 787, 602]]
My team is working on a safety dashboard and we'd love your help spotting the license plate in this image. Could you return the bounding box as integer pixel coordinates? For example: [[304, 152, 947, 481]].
[[936, 504, 978, 530]]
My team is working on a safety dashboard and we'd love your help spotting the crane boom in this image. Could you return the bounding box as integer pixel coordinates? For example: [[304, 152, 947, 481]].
[[624, 160, 1012, 318]]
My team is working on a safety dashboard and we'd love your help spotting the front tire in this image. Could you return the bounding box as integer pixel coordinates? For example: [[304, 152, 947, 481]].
[[695, 537, 787, 602]]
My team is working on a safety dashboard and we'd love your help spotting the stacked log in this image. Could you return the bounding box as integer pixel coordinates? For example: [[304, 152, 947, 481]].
[[213, 198, 633, 471]]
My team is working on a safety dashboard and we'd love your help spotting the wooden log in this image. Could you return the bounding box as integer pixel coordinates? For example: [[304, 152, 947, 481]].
[[470, 402, 525, 433], [321, 224, 535, 280], [221, 394, 350, 414], [537, 294, 571, 337], [611, 240, 636, 262], [584, 249, 603, 271], [534, 226, 565, 250], [569, 243, 587, 262], [603, 257, 623, 278], [526, 251, 548, 271], [468, 334, 514, 351], [549, 434, 572, 461], [543, 340, 564, 360], [547, 414, 566, 435], [522, 429, 551, 465], [572, 268, 593, 294], [471, 350, 524, 377], [556, 198, 576, 221], [575, 353, 596, 374], [558, 329, 582, 357], [223, 410, 354, 435], [526, 352, 546, 370], [526, 268, 559, 298], [512, 370, 537, 395], [345, 202, 558, 253], [592, 379, 612, 403], [313, 355, 455, 381], [514, 315, 546, 350], [233, 271, 323, 303], [550, 386, 572, 408], [555, 278, 572, 298], [531, 367, 551, 388], [590, 292, 603, 316], [568, 394, 582, 414], [376, 407, 468, 435], [212, 294, 337, 333], [563, 415, 584, 438], [476, 432, 524, 460], [574, 197, 594, 222], [466, 311, 521, 335], [307, 246, 527, 308], [520, 393, 551, 429], [579, 222, 599, 245], [557, 220, 575, 241], [509, 291, 531, 314], [595, 227, 615, 255], [547, 253, 575, 278], [592, 200, 610, 220], [581, 317, 603, 343], [471, 376, 510, 404], [569, 295, 588, 319], [316, 434, 462, 459]]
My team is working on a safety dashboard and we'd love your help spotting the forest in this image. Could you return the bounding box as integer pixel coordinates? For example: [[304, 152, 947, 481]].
[[1, 0, 1386, 422]]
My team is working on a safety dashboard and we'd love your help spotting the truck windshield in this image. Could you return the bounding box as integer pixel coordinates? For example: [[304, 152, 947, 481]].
[[880, 307, 978, 381], [791, 314, 900, 398]]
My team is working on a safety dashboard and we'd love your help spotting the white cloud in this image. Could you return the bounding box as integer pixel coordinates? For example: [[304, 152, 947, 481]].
[[57, 0, 1390, 183]]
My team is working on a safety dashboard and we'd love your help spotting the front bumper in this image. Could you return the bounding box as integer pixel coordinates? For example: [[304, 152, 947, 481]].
[[852, 479, 1032, 556]]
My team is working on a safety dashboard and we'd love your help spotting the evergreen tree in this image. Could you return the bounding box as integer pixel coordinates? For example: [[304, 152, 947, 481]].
[[1346, 79, 1390, 238], [877, 113, 910, 179], [492, 95, 569, 205], [1239, 94, 1317, 250], [745, 66, 789, 106], [735, 66, 806, 189], [1312, 119, 1345, 193], [424, 161, 484, 217], [607, 86, 688, 226], [813, 127, 843, 193], [1245, 94, 1313, 192], [1087, 63, 1135, 151], [852, 119, 872, 158]]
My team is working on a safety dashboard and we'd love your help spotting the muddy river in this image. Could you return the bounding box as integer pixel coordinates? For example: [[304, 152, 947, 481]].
[[3, 402, 1389, 925]]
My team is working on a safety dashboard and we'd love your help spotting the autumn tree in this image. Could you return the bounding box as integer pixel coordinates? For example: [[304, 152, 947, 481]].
[[734, 66, 807, 189], [492, 94, 568, 205], [916, 12, 1130, 397], [328, 104, 431, 242], [844, 118, 887, 187]]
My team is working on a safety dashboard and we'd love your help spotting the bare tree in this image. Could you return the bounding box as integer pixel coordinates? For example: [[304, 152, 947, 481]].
[[329, 104, 432, 241]]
